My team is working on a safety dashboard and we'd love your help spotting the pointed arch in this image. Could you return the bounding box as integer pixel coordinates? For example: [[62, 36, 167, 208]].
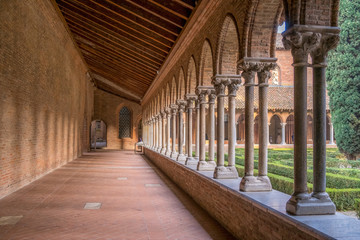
[[199, 40, 214, 86], [216, 15, 240, 75], [186, 56, 197, 93], [161, 88, 165, 110], [166, 82, 171, 107], [171, 76, 177, 104], [178, 68, 185, 99]]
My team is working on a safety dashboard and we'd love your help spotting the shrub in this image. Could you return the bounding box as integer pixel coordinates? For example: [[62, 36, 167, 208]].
[[355, 198, 360, 219]]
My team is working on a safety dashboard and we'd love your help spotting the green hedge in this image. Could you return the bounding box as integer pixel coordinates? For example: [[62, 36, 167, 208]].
[[355, 198, 360, 219], [236, 165, 360, 211]]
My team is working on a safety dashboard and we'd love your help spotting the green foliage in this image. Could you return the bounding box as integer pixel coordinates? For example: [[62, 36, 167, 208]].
[[355, 198, 360, 218], [327, 0, 360, 160]]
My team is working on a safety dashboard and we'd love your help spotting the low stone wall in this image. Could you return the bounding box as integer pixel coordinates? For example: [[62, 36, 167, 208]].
[[144, 148, 330, 240]]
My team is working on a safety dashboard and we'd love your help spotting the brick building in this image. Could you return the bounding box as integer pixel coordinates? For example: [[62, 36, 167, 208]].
[[1, 0, 359, 239]]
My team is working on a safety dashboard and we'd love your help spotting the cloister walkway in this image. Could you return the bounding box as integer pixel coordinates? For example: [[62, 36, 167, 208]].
[[0, 151, 235, 240]]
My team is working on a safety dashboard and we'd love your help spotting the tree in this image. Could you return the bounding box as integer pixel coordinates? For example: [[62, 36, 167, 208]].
[[327, 0, 360, 160]]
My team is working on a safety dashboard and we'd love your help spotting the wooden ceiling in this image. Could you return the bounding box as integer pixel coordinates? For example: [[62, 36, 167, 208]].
[[55, 0, 198, 103]]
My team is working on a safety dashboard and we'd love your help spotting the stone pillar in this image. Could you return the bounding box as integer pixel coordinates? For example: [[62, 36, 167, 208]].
[[195, 100, 200, 160], [157, 114, 162, 152], [176, 100, 187, 163], [282, 25, 339, 215], [152, 117, 155, 150], [212, 76, 238, 178], [239, 58, 276, 191], [170, 104, 178, 159], [185, 94, 198, 166], [196, 86, 216, 171], [161, 111, 166, 154], [207, 89, 217, 166], [329, 123, 334, 145], [165, 108, 172, 156], [257, 64, 275, 191], [310, 28, 339, 214], [227, 78, 242, 177], [281, 123, 287, 145]]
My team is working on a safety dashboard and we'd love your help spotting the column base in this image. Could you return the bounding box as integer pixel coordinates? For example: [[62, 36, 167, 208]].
[[176, 154, 187, 164], [239, 176, 272, 192], [213, 166, 238, 179], [170, 152, 178, 159], [197, 160, 216, 171], [185, 157, 199, 166], [160, 147, 166, 154], [286, 192, 336, 215], [165, 148, 171, 157]]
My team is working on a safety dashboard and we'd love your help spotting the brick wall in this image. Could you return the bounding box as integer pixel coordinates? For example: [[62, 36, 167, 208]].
[[94, 89, 142, 150], [145, 149, 330, 240], [0, 0, 94, 198]]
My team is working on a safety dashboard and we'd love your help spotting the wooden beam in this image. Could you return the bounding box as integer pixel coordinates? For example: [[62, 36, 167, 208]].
[[173, 0, 194, 10], [59, 2, 170, 53], [148, 0, 189, 20]]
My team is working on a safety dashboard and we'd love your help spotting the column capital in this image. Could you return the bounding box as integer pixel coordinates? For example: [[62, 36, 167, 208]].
[[282, 25, 339, 66], [280, 122, 287, 127], [238, 57, 277, 85], [165, 107, 171, 115], [208, 89, 216, 104], [185, 93, 197, 109], [211, 75, 239, 97], [160, 110, 167, 118], [176, 99, 187, 111], [170, 104, 178, 115], [195, 86, 212, 104], [227, 78, 242, 97]]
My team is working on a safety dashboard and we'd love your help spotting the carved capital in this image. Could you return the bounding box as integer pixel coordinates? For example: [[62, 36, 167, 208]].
[[282, 25, 340, 66], [185, 93, 197, 109], [161, 110, 167, 118], [227, 78, 242, 96], [176, 99, 187, 112], [208, 89, 216, 104], [165, 107, 171, 115], [310, 33, 340, 66], [170, 104, 178, 115], [238, 58, 277, 85]]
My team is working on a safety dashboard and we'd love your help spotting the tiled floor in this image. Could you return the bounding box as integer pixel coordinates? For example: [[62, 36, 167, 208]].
[[0, 151, 235, 240]]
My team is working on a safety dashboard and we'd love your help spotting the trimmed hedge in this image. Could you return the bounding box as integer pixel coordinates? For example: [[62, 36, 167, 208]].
[[355, 198, 360, 219], [235, 165, 360, 211]]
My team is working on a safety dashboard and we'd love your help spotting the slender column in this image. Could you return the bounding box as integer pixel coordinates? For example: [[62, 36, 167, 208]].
[[165, 108, 172, 156], [185, 94, 198, 165], [310, 29, 339, 213], [152, 118, 155, 149], [170, 105, 178, 159], [194, 100, 200, 160], [208, 89, 216, 165], [227, 78, 242, 178], [257, 65, 275, 191], [160, 111, 166, 154], [157, 115, 161, 152], [154, 116, 158, 150], [329, 123, 334, 145], [212, 76, 238, 178], [176, 100, 187, 163], [281, 123, 287, 145], [283, 25, 339, 215]]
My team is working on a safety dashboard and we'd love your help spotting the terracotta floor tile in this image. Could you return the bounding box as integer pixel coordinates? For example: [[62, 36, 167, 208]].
[[0, 151, 235, 240]]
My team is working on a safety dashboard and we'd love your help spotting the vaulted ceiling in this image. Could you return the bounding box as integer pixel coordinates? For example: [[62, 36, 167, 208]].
[[55, 0, 198, 103]]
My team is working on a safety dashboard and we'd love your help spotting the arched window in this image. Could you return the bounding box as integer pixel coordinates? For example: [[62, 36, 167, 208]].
[[119, 107, 132, 138]]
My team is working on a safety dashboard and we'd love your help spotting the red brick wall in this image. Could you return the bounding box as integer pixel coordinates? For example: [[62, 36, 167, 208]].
[[94, 89, 142, 150], [0, 0, 94, 198], [145, 149, 329, 240]]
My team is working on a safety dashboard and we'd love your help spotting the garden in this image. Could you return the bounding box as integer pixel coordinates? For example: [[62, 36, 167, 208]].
[[226, 148, 360, 216]]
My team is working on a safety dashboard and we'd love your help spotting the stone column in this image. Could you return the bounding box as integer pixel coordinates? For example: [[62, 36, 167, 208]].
[[310, 28, 339, 214], [161, 111, 166, 154], [176, 100, 187, 163], [196, 87, 216, 171], [239, 58, 276, 191], [194, 100, 200, 160], [329, 123, 334, 145], [157, 114, 163, 153], [207, 89, 217, 166], [212, 76, 238, 178], [170, 105, 178, 159], [281, 123, 287, 145], [165, 108, 172, 156], [185, 94, 198, 166], [282, 25, 339, 215], [227, 78, 242, 177], [257, 64, 275, 191], [154, 116, 158, 150]]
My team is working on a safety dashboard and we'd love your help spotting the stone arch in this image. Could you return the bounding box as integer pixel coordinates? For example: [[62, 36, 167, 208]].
[[90, 119, 107, 149], [161, 88, 165, 110], [171, 76, 177, 104], [178, 68, 186, 99], [199, 39, 214, 86], [186, 56, 197, 93], [285, 114, 294, 144], [244, 0, 283, 58], [166, 82, 171, 107], [269, 115, 282, 144], [216, 14, 240, 75]]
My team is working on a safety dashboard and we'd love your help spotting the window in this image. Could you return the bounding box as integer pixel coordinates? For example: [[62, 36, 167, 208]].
[[119, 107, 132, 138]]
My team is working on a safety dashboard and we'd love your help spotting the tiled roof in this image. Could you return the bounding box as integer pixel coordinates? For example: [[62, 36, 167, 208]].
[[233, 85, 330, 110]]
